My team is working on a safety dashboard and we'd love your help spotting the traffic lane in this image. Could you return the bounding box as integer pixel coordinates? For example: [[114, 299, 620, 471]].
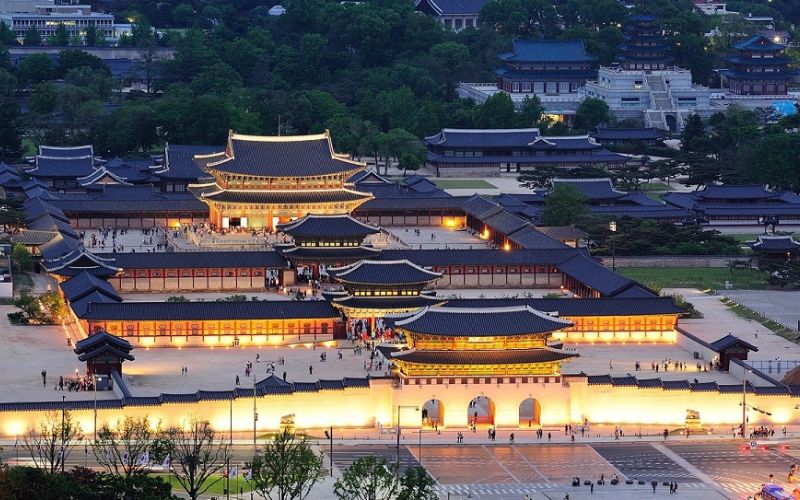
[[592, 443, 701, 483], [667, 442, 795, 487]]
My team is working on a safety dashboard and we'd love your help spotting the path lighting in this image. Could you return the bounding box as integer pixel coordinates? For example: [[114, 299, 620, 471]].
[[609, 221, 618, 271]]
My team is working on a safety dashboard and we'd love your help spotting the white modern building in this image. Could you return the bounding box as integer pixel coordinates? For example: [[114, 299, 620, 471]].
[[580, 12, 715, 132], [0, 4, 114, 44]]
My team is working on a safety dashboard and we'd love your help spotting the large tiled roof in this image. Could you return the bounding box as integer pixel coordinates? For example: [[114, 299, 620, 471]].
[[74, 331, 133, 362], [498, 39, 597, 63], [157, 144, 220, 180], [427, 151, 625, 166], [49, 185, 206, 214], [732, 34, 786, 51], [59, 270, 121, 302], [552, 178, 627, 200], [280, 246, 382, 261], [331, 295, 446, 310], [277, 214, 379, 239], [105, 251, 287, 270], [751, 235, 800, 252], [200, 188, 373, 205], [79, 300, 340, 321], [483, 210, 529, 235], [592, 128, 662, 141], [696, 184, 778, 200], [39, 145, 93, 158], [460, 195, 505, 219], [377, 248, 580, 266], [70, 290, 122, 317], [556, 253, 656, 297], [30, 156, 96, 178], [25, 197, 71, 224], [205, 131, 365, 178], [328, 259, 442, 286], [425, 128, 541, 148], [442, 297, 684, 316], [416, 0, 489, 15], [356, 196, 468, 211], [391, 348, 577, 365], [507, 226, 571, 249], [395, 305, 572, 336]]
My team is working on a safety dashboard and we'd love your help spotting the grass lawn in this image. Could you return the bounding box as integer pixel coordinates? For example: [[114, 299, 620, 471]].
[[638, 182, 673, 192], [617, 267, 770, 290], [433, 179, 496, 189], [152, 474, 255, 494], [730, 234, 760, 243]]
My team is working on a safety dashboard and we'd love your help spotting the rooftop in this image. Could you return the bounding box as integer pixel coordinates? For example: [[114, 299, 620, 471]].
[[552, 178, 628, 200], [277, 214, 379, 239], [78, 300, 340, 321], [204, 131, 366, 178], [328, 259, 442, 286], [394, 305, 573, 337], [390, 347, 578, 365], [498, 39, 597, 63]]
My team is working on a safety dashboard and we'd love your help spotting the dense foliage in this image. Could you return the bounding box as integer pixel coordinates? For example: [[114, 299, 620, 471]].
[[0, 0, 793, 161]]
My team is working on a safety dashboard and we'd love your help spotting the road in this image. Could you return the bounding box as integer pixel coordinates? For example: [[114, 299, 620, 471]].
[[5, 440, 797, 499]]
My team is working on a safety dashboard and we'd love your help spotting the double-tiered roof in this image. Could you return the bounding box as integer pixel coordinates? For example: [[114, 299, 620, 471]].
[[387, 305, 577, 377], [722, 35, 797, 95], [191, 131, 373, 230], [276, 214, 383, 267], [327, 259, 445, 317]]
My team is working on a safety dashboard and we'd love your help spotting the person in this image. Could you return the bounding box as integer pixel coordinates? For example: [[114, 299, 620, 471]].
[[651, 480, 658, 493], [509, 433, 515, 444], [309, 365, 313, 375], [590, 481, 594, 494], [41, 370, 47, 387], [235, 375, 240, 385]]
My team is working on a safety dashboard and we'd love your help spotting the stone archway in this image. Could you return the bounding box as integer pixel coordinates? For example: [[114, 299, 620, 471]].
[[467, 396, 495, 427], [519, 398, 542, 428], [421, 399, 444, 429]]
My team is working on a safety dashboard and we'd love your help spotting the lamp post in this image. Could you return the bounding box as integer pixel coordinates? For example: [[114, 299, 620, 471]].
[[93, 373, 98, 442], [395, 405, 419, 474], [61, 395, 66, 473], [742, 369, 753, 439], [253, 375, 258, 451], [609, 221, 618, 272]]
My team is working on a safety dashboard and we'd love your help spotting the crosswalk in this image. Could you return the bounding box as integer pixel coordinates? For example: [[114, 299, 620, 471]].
[[437, 481, 713, 499]]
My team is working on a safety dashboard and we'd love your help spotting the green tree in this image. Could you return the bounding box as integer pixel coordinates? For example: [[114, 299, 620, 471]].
[[48, 23, 70, 46], [57, 49, 109, 77], [0, 97, 22, 160], [475, 92, 516, 129], [28, 81, 59, 114], [17, 53, 54, 86], [0, 22, 16, 46], [397, 466, 437, 500], [11, 244, 32, 271], [83, 24, 105, 47], [23, 26, 41, 46], [428, 41, 469, 99], [250, 428, 325, 500], [333, 456, 398, 500], [166, 295, 190, 303], [38, 290, 68, 324], [542, 183, 588, 226], [172, 3, 196, 27], [575, 97, 613, 130], [681, 113, 705, 152], [516, 95, 544, 127], [399, 151, 423, 174]]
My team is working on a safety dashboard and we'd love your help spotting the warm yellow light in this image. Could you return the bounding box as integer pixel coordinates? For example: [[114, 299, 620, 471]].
[[480, 228, 489, 239], [503, 242, 511, 251], [443, 218, 456, 228]]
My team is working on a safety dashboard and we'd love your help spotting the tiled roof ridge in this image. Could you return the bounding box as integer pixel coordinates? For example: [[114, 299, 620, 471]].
[[328, 259, 441, 276]]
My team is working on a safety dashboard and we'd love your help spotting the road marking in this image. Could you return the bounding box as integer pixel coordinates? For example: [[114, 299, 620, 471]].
[[510, 445, 556, 487], [481, 445, 523, 484], [651, 443, 733, 499]]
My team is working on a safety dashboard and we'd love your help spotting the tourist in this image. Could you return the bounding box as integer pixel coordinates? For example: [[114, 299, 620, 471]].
[[509, 433, 515, 444], [235, 375, 240, 385], [309, 365, 313, 375], [41, 370, 46, 387]]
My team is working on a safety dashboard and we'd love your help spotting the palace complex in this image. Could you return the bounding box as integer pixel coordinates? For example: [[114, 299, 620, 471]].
[[2, 126, 800, 438]]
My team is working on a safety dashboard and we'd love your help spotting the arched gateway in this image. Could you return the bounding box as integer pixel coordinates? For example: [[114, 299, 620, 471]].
[[519, 398, 542, 427], [384, 305, 578, 428], [422, 399, 444, 428]]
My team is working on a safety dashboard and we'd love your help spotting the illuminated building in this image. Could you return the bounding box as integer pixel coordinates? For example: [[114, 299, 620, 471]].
[[0, 4, 114, 43], [277, 213, 382, 278], [326, 259, 446, 320], [581, 12, 714, 132], [386, 305, 577, 377], [413, 0, 488, 31], [721, 34, 798, 95], [191, 131, 373, 231]]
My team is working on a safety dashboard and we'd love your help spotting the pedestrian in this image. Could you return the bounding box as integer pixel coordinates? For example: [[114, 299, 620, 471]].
[[282, 371, 287, 381], [41, 370, 47, 387], [235, 375, 240, 385], [673, 482, 677, 495], [548, 432, 551, 441], [510, 433, 515, 444], [309, 365, 313, 375], [651, 480, 657, 493], [590, 481, 594, 494]]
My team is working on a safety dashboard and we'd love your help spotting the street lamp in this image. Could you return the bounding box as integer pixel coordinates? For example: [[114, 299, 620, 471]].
[[61, 395, 66, 473], [609, 221, 618, 272], [92, 373, 99, 442], [395, 405, 419, 474], [253, 376, 258, 451], [742, 369, 750, 439]]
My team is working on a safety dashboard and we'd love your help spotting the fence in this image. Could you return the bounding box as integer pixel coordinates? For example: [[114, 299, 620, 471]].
[[745, 360, 800, 376]]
